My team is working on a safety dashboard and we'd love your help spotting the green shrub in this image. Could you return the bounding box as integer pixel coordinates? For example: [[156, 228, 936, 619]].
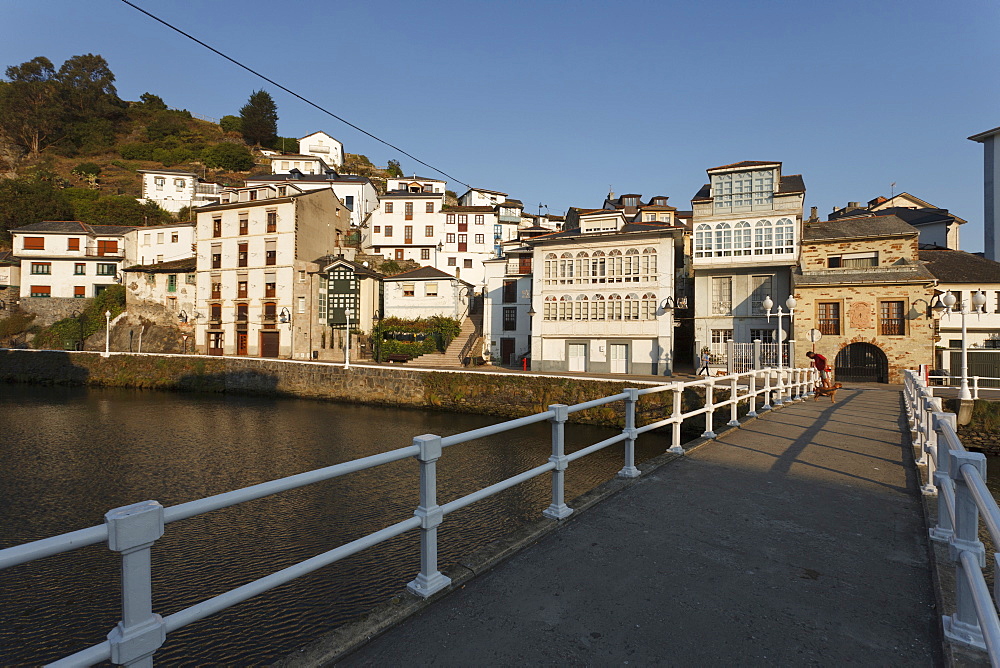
[[119, 143, 154, 160], [72, 162, 102, 176], [0, 311, 35, 338], [32, 285, 126, 349], [202, 142, 254, 171]]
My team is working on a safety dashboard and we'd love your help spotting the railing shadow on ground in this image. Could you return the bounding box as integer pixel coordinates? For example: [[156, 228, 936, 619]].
[[905, 369, 1000, 662], [0, 366, 817, 666]]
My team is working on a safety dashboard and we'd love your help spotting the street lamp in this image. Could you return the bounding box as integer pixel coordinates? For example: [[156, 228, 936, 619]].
[[434, 241, 443, 268], [279, 307, 291, 324], [941, 290, 987, 400], [372, 310, 382, 363], [103, 310, 111, 357], [762, 295, 796, 368], [345, 307, 355, 369]]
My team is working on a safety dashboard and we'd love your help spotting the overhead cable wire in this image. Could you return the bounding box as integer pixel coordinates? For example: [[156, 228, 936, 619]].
[[119, 0, 469, 188]]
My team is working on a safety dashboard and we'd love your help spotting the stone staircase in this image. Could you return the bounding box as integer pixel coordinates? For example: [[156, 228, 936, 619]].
[[410, 310, 482, 368]]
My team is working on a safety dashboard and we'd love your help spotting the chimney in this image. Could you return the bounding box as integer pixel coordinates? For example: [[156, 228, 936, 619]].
[[808, 206, 818, 222], [848, 201, 861, 209]]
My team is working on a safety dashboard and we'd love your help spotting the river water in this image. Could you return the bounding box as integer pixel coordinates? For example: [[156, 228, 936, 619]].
[[0, 384, 671, 665]]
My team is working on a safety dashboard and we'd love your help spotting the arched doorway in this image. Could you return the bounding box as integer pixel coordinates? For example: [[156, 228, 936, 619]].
[[834, 342, 889, 383]]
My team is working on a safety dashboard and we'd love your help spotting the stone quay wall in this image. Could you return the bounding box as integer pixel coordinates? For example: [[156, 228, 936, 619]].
[[0, 350, 692, 427]]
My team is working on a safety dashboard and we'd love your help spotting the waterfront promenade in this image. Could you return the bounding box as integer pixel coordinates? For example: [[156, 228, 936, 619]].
[[333, 385, 942, 665]]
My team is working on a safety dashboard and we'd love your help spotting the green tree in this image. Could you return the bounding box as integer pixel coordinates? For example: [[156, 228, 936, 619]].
[[67, 190, 172, 227], [55, 53, 120, 114], [136, 92, 167, 110], [0, 172, 73, 242], [219, 115, 242, 134], [386, 159, 403, 177], [239, 89, 278, 147], [272, 136, 299, 153], [0, 57, 63, 156], [202, 142, 255, 171]]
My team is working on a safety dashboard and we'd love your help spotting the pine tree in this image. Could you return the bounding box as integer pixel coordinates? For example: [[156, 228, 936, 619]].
[[239, 90, 278, 147]]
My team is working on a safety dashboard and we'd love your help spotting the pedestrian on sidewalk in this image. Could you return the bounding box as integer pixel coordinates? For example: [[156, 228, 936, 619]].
[[698, 348, 711, 376], [806, 350, 831, 388]]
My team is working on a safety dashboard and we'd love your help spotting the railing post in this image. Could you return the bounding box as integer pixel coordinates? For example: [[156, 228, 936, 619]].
[[728, 375, 740, 426], [943, 450, 988, 650], [930, 412, 956, 542], [773, 369, 785, 406], [747, 372, 758, 417], [669, 383, 685, 454], [726, 339, 735, 374], [105, 501, 166, 668], [618, 389, 640, 478], [921, 407, 940, 496], [543, 404, 573, 520], [753, 339, 762, 370], [408, 434, 451, 598], [761, 369, 773, 411], [974, 376, 980, 400], [702, 380, 716, 438]]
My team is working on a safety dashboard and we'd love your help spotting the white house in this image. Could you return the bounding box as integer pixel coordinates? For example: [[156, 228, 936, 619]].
[[483, 239, 534, 366], [134, 222, 196, 266], [459, 187, 507, 207], [137, 169, 221, 213], [245, 171, 379, 228], [298, 131, 344, 168], [367, 185, 446, 267], [690, 161, 806, 360], [829, 192, 967, 250], [11, 221, 135, 300], [122, 257, 197, 320], [194, 185, 351, 358], [922, 249, 1000, 358], [527, 209, 683, 375], [438, 205, 499, 286], [383, 266, 472, 321], [270, 154, 331, 175]]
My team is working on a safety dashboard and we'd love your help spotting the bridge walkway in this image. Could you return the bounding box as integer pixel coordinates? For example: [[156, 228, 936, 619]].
[[338, 385, 942, 666]]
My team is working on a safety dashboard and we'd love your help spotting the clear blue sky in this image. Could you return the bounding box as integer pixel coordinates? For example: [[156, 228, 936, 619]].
[[2, 0, 997, 251]]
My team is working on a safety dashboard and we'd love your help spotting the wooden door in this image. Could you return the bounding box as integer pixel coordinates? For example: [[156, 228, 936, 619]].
[[500, 338, 515, 366], [260, 331, 280, 358], [568, 344, 586, 372], [237, 333, 248, 356], [395, 249, 404, 260]]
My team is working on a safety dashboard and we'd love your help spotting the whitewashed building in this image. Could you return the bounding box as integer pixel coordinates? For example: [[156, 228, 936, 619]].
[[270, 154, 331, 175], [299, 131, 344, 168], [367, 184, 447, 268], [383, 266, 472, 321], [122, 257, 197, 319], [137, 169, 221, 213], [690, 161, 805, 360], [245, 171, 378, 228], [0, 251, 20, 299], [459, 187, 507, 207], [193, 185, 351, 358], [135, 222, 196, 266], [527, 210, 683, 375], [922, 249, 1000, 355], [483, 239, 534, 366]]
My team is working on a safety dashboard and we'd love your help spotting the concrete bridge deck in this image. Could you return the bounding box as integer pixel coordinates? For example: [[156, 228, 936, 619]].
[[336, 385, 942, 665]]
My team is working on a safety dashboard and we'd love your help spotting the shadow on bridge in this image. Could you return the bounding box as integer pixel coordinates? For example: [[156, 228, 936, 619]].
[[328, 385, 943, 666]]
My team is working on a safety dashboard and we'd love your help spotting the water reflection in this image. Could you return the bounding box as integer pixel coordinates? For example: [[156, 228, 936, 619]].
[[0, 385, 670, 665]]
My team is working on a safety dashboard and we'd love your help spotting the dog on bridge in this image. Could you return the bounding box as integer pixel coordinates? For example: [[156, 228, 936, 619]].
[[813, 382, 843, 402]]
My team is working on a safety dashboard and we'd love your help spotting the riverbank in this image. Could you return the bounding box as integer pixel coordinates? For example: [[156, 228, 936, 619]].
[[0, 349, 691, 427]]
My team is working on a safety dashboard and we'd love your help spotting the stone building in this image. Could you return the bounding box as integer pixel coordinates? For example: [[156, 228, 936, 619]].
[[791, 214, 937, 383]]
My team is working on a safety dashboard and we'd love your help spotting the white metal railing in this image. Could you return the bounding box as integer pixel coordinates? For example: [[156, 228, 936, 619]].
[[929, 374, 1000, 399], [904, 369, 1000, 661], [0, 367, 816, 666]]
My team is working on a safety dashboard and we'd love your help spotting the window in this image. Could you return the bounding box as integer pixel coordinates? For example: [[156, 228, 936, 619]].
[[458, 214, 467, 225], [425, 225, 434, 237], [385, 226, 393, 237], [458, 234, 468, 251], [344, 195, 354, 211], [236, 303, 249, 323], [750, 329, 775, 343], [298, 270, 306, 283], [265, 239, 277, 266], [475, 215, 484, 225], [213, 218, 222, 238], [186, 273, 196, 285], [734, 221, 752, 256], [714, 223, 732, 257], [446, 214, 455, 224], [211, 243, 222, 269], [447, 257, 456, 266], [167, 274, 177, 293], [712, 169, 774, 212], [421, 248, 431, 260], [503, 280, 517, 303], [144, 233, 151, 245], [265, 272, 276, 298], [881, 300, 905, 335], [464, 259, 473, 268], [694, 224, 712, 258], [446, 233, 456, 243], [711, 329, 734, 343], [171, 232, 179, 243], [97, 263, 116, 276], [23, 237, 44, 250], [157, 232, 164, 244], [374, 226, 381, 234], [712, 277, 732, 315], [818, 302, 840, 335], [641, 248, 657, 280], [426, 202, 434, 213], [750, 275, 772, 314], [174, 178, 185, 190], [404, 202, 413, 220], [297, 296, 306, 314], [74, 263, 85, 275], [30, 285, 51, 297], [31, 262, 51, 275], [67, 238, 79, 251], [385, 202, 394, 213], [403, 282, 415, 297], [475, 234, 484, 245], [154, 177, 165, 190], [503, 307, 517, 330], [211, 275, 222, 299], [277, 186, 286, 197], [266, 211, 277, 232], [237, 278, 248, 298], [404, 225, 413, 243], [146, 273, 156, 285], [425, 282, 438, 297], [74, 286, 85, 298], [829, 252, 877, 269], [156, 255, 163, 264], [754, 220, 773, 255], [239, 217, 248, 236], [238, 242, 248, 267], [210, 303, 222, 322], [642, 293, 657, 320]]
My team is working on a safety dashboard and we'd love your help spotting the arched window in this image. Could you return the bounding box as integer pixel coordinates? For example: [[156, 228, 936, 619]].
[[625, 248, 639, 280], [625, 293, 640, 320], [642, 293, 657, 320], [774, 217, 794, 253], [734, 221, 751, 256], [591, 294, 606, 320], [544, 295, 557, 320], [754, 219, 773, 255], [575, 251, 590, 283], [608, 293, 623, 320], [544, 253, 557, 282], [695, 224, 712, 258], [642, 247, 657, 279], [560, 252, 574, 282], [608, 249, 623, 281], [559, 295, 572, 320], [591, 250, 606, 282], [714, 222, 732, 257], [575, 294, 588, 320]]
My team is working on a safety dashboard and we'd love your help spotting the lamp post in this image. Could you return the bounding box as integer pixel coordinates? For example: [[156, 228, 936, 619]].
[[103, 310, 111, 357], [372, 310, 382, 363], [345, 307, 354, 369], [762, 295, 796, 368], [941, 290, 987, 400], [434, 241, 443, 268]]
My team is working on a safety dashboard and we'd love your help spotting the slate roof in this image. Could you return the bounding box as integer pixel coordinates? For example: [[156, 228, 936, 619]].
[[442, 206, 495, 213], [464, 187, 508, 196], [136, 168, 197, 176], [314, 254, 383, 279], [10, 221, 137, 235], [501, 199, 524, 208], [920, 249, 1000, 284], [383, 265, 470, 284], [382, 190, 443, 198], [123, 257, 197, 273], [707, 160, 781, 172], [969, 126, 1000, 142], [247, 173, 372, 184], [777, 174, 805, 195], [526, 221, 680, 244], [803, 214, 918, 241], [793, 261, 935, 287]]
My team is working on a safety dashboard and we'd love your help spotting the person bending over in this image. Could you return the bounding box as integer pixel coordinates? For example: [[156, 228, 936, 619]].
[[806, 351, 831, 388]]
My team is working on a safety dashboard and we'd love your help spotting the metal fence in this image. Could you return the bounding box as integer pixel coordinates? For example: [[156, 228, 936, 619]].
[[0, 367, 817, 666], [903, 369, 1000, 662], [928, 375, 1000, 399]]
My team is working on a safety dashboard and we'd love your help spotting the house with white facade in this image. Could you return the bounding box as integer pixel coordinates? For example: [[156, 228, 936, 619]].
[[483, 239, 534, 366], [0, 251, 20, 301], [383, 266, 472, 321], [245, 170, 378, 228], [690, 161, 806, 362], [387, 176, 447, 194], [122, 257, 197, 320], [298, 131, 344, 168], [438, 205, 498, 286], [193, 185, 351, 358], [367, 184, 447, 268], [829, 193, 967, 251], [270, 154, 331, 175], [134, 222, 196, 266], [921, 249, 1000, 359], [10, 221, 135, 300], [459, 187, 507, 207], [137, 169, 222, 213], [527, 209, 683, 375]]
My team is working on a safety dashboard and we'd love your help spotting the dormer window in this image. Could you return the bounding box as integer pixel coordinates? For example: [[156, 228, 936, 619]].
[[828, 251, 877, 268], [712, 169, 775, 212]]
